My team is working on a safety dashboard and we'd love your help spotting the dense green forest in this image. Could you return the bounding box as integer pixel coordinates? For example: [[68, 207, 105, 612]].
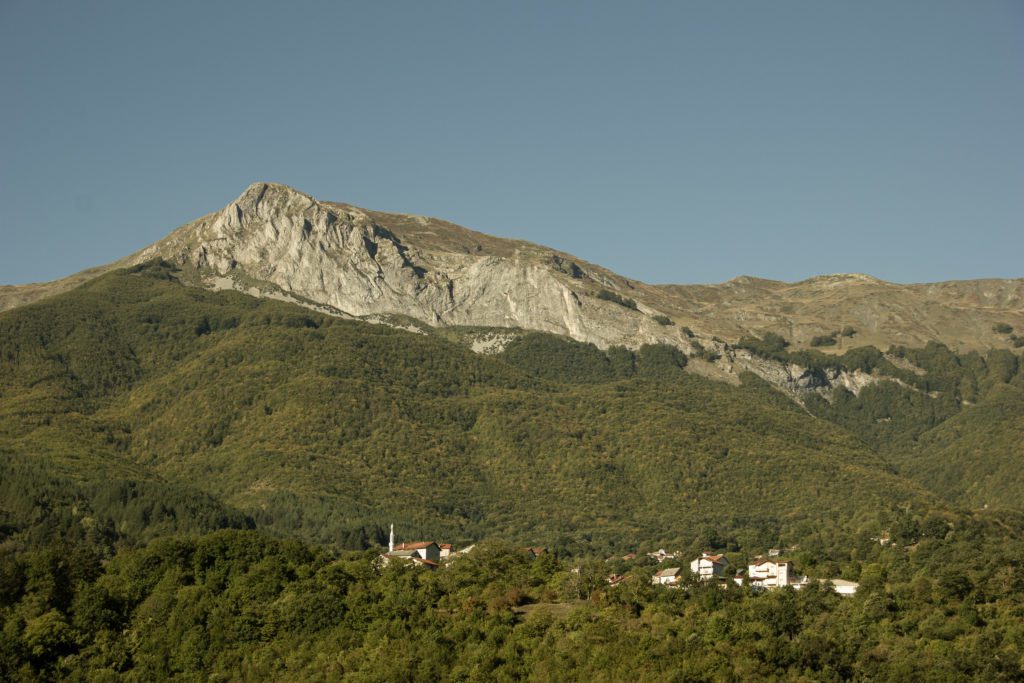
[[733, 332, 1024, 508], [0, 261, 942, 554], [2, 261, 1023, 679], [3, 523, 1024, 681]]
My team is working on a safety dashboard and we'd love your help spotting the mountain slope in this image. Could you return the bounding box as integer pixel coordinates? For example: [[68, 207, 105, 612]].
[[2, 182, 1021, 356], [660, 274, 1024, 353], [892, 381, 1024, 509], [0, 262, 940, 553]]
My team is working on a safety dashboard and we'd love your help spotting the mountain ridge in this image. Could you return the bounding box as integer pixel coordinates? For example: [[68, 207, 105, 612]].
[[2, 182, 1022, 356]]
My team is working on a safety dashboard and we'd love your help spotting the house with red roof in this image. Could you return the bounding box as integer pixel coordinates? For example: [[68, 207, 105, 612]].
[[690, 552, 730, 581], [379, 525, 444, 569], [390, 541, 441, 563]]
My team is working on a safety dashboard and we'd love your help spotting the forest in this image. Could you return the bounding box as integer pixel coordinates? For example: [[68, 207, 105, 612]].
[[2, 261, 1023, 680], [3, 521, 1024, 681]]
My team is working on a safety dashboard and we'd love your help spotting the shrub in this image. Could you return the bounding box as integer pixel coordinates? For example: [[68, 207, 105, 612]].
[[993, 323, 1013, 335], [737, 333, 789, 358], [652, 315, 674, 326], [596, 289, 638, 311], [688, 340, 720, 362]]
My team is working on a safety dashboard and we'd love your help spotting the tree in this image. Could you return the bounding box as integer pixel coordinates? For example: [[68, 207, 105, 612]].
[[22, 610, 73, 662], [810, 334, 837, 347], [937, 570, 973, 601]]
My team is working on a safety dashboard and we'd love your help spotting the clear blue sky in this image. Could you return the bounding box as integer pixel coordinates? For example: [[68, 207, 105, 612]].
[[2, 1, 1022, 286]]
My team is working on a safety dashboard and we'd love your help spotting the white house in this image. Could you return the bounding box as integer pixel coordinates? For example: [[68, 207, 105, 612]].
[[652, 567, 683, 587], [379, 525, 443, 569], [647, 548, 677, 562], [689, 552, 730, 581], [748, 558, 809, 589], [390, 541, 441, 563]]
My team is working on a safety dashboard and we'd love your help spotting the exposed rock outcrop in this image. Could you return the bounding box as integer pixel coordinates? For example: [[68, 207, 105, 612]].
[[3, 181, 1022, 402], [130, 182, 697, 352]]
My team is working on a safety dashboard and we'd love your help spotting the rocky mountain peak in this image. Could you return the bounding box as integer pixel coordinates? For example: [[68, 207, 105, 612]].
[[2, 183, 1021, 364], [115, 183, 695, 352], [228, 182, 322, 222]]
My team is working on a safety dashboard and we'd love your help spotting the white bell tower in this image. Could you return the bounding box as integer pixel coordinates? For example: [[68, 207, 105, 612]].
[[388, 523, 394, 553]]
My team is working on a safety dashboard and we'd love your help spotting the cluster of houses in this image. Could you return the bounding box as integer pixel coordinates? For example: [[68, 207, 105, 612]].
[[379, 540, 453, 569], [648, 550, 858, 595], [378, 525, 545, 569], [377, 528, 857, 596], [378, 525, 465, 569]]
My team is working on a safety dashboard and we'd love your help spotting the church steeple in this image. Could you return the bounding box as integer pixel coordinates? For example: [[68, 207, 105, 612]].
[[388, 523, 394, 552]]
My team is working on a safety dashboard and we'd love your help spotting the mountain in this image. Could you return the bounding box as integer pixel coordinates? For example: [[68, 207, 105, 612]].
[[3, 186, 1024, 681], [0, 262, 946, 555], [3, 182, 1022, 358], [1, 182, 1021, 539]]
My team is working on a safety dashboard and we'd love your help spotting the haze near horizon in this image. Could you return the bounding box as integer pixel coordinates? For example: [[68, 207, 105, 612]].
[[1, 1, 1022, 286]]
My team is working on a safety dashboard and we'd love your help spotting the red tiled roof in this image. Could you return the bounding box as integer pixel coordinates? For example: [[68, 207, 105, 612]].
[[412, 558, 439, 568], [394, 542, 437, 551], [439, 544, 453, 550]]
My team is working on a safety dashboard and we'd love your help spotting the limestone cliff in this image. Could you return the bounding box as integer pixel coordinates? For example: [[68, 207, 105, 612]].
[[3, 182, 1022, 376], [128, 182, 696, 352]]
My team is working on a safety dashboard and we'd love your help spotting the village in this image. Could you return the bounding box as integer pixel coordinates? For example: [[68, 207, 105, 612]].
[[648, 550, 859, 595], [379, 526, 859, 596]]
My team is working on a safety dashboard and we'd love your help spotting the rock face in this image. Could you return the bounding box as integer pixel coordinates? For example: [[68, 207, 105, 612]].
[[120, 181, 1024, 401], [4, 182, 1023, 363], [129, 182, 697, 351], [718, 348, 885, 399]]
